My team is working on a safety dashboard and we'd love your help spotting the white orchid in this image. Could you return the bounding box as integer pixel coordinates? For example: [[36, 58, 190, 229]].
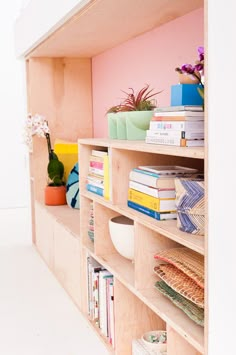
[[23, 113, 50, 150]]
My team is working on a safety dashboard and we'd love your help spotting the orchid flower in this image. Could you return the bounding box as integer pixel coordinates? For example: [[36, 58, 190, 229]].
[[23, 113, 50, 150], [175, 46, 204, 88]]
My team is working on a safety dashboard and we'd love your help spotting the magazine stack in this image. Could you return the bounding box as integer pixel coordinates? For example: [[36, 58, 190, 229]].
[[145, 105, 204, 147]]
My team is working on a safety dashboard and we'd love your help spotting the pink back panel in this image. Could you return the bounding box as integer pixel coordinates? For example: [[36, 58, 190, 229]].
[[92, 8, 204, 137]]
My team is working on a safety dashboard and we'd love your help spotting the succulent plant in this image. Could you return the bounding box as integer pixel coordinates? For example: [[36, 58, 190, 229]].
[[107, 84, 161, 113], [45, 132, 65, 186]]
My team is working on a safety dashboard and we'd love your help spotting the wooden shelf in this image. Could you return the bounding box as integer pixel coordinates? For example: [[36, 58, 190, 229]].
[[22, 1, 206, 352], [24, 0, 203, 58], [89, 251, 135, 289], [79, 138, 204, 159], [138, 288, 204, 354], [81, 191, 204, 255], [35, 200, 80, 238], [86, 247, 203, 353]]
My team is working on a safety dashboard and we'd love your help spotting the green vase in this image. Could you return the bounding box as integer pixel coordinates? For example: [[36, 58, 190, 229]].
[[117, 113, 127, 139], [107, 113, 118, 139], [126, 111, 153, 140]]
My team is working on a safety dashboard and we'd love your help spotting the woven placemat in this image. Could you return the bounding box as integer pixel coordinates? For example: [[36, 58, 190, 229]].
[[154, 247, 204, 288], [154, 264, 204, 308], [175, 178, 205, 235], [155, 280, 204, 327]]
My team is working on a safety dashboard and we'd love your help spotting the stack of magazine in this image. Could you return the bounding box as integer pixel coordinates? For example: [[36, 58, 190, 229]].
[[146, 105, 204, 147], [127, 165, 198, 221]]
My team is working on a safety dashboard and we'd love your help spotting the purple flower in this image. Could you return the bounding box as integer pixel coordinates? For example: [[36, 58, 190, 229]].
[[195, 63, 204, 71], [198, 46, 204, 61], [181, 64, 195, 74]]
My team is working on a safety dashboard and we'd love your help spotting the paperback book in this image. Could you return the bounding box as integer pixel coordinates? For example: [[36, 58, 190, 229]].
[[91, 149, 108, 157], [128, 188, 176, 212], [149, 120, 204, 131], [137, 165, 198, 176], [154, 105, 203, 112], [127, 200, 177, 220], [129, 180, 176, 198], [146, 129, 204, 140], [145, 136, 204, 147], [129, 170, 178, 189], [152, 110, 204, 117]]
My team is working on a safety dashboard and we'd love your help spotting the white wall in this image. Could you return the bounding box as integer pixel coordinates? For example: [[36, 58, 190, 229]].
[[208, 1, 236, 354], [0, 0, 29, 208]]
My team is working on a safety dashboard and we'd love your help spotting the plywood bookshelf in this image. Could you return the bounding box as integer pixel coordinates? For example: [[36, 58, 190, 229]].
[[78, 139, 204, 354], [17, 0, 206, 354]]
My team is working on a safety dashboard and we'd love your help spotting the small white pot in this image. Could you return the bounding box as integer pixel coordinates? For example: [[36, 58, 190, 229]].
[[142, 330, 167, 352], [108, 215, 134, 260]]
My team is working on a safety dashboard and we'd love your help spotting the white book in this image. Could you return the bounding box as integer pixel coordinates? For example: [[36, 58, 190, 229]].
[[91, 149, 108, 157], [146, 136, 204, 147], [88, 166, 104, 176], [149, 120, 204, 131], [146, 129, 204, 140], [98, 270, 113, 336], [153, 110, 204, 117], [86, 178, 104, 190], [136, 165, 198, 175], [129, 180, 176, 198], [109, 282, 115, 348], [154, 105, 203, 112]]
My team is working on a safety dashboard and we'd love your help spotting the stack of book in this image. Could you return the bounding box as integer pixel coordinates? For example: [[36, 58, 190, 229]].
[[86, 149, 110, 199], [87, 201, 94, 243], [145, 105, 204, 147], [128, 165, 198, 221], [87, 256, 115, 347]]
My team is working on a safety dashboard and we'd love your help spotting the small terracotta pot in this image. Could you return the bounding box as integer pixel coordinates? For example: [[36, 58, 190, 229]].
[[178, 72, 200, 85], [44, 185, 67, 206]]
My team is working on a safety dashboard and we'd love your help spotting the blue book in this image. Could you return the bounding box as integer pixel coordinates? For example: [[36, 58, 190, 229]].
[[127, 200, 177, 221], [86, 183, 104, 197], [132, 168, 161, 178]]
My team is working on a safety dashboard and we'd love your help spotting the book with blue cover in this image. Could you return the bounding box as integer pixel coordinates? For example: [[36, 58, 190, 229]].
[[127, 200, 177, 220], [86, 183, 104, 197]]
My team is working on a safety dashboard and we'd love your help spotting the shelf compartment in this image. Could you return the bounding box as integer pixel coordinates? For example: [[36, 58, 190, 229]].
[[79, 141, 110, 200], [137, 288, 204, 354], [111, 147, 203, 205], [114, 279, 165, 354], [81, 193, 204, 255], [121, 204, 205, 255], [90, 251, 135, 290], [135, 223, 181, 290], [87, 249, 204, 354]]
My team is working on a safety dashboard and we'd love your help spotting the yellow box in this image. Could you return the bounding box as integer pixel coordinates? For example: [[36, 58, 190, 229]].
[[54, 139, 79, 182]]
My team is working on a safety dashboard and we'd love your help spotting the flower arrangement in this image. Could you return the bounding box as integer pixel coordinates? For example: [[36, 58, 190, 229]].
[[175, 46, 204, 105], [24, 114, 65, 187], [107, 84, 161, 113], [175, 46, 204, 88]]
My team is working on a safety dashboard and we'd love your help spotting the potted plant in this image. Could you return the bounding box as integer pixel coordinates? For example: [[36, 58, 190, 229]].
[[107, 84, 162, 140], [175, 46, 204, 107], [24, 114, 67, 206]]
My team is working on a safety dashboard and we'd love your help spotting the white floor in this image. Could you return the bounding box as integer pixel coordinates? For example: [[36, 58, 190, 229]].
[[0, 207, 109, 355]]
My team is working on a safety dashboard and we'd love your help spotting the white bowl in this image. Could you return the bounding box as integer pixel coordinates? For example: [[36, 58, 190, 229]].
[[142, 330, 167, 352], [108, 215, 134, 260]]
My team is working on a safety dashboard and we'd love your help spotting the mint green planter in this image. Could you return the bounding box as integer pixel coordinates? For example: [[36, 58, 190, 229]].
[[126, 111, 153, 140], [117, 113, 127, 140], [107, 113, 118, 139]]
